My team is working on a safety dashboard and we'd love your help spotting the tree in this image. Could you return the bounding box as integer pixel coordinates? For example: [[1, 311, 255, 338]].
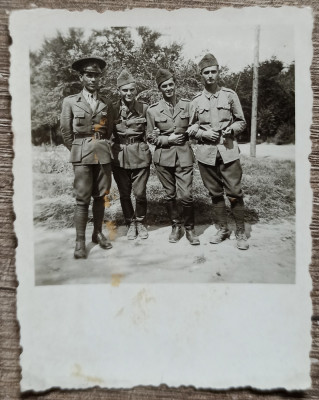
[[30, 27, 189, 144], [220, 58, 295, 143], [30, 29, 295, 145]]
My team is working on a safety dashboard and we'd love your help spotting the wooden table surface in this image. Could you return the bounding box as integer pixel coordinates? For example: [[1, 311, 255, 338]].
[[1, 1, 318, 399]]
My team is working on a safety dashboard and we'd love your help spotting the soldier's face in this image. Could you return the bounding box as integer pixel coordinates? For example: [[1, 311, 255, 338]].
[[118, 83, 137, 103], [159, 78, 175, 99], [79, 72, 101, 93], [201, 66, 219, 86]]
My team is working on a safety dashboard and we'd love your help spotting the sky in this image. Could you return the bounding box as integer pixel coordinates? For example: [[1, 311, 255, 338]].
[[27, 9, 295, 73]]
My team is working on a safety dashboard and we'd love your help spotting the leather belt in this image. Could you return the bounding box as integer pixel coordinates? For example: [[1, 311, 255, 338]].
[[74, 132, 104, 140], [115, 136, 145, 145]]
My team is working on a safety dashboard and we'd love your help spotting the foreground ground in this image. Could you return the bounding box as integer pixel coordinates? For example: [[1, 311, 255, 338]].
[[34, 218, 295, 285], [33, 143, 296, 285]]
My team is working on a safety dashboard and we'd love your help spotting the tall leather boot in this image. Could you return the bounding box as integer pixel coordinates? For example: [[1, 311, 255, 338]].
[[166, 200, 182, 243], [74, 203, 88, 259], [92, 196, 112, 249], [210, 197, 230, 244], [230, 197, 249, 250], [183, 204, 200, 245]]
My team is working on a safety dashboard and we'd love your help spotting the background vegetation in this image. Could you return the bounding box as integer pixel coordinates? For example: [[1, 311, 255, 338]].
[[33, 145, 295, 229], [30, 27, 295, 146]]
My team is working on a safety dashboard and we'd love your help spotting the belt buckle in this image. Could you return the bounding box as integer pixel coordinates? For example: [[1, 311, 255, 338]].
[[128, 136, 135, 145]]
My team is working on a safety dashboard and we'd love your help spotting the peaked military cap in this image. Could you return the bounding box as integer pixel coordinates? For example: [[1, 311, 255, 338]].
[[117, 69, 135, 88], [72, 56, 106, 73], [156, 69, 173, 87], [198, 53, 219, 72]]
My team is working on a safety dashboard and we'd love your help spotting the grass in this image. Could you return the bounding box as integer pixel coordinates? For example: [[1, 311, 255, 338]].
[[32, 144, 295, 229]]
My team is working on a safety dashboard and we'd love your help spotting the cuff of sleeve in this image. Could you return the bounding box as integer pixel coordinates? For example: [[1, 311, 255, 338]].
[[159, 136, 169, 146], [229, 124, 239, 136]]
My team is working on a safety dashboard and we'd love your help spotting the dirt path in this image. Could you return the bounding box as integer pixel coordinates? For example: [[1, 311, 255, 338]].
[[34, 218, 295, 285]]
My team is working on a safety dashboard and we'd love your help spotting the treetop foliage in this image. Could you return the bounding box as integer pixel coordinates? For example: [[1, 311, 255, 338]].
[[30, 27, 295, 145]]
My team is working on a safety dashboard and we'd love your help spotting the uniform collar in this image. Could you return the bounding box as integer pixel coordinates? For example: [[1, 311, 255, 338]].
[[82, 88, 98, 101], [203, 85, 221, 99], [159, 98, 184, 119], [160, 97, 183, 110], [76, 90, 106, 115]]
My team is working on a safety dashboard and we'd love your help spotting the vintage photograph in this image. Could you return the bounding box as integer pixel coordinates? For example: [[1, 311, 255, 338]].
[[11, 8, 312, 392], [31, 21, 295, 285]]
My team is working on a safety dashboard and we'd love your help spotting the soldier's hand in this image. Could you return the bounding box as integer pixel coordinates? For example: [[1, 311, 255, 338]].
[[168, 133, 186, 145], [187, 123, 200, 136], [222, 127, 233, 136], [152, 127, 160, 136], [202, 129, 220, 142]]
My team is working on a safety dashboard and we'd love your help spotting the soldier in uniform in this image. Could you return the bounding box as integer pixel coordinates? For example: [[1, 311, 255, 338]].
[[146, 69, 200, 245], [60, 56, 113, 259], [188, 53, 249, 250], [110, 70, 151, 240]]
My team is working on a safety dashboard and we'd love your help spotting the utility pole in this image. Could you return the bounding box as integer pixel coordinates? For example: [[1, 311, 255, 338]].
[[49, 126, 53, 148], [250, 25, 260, 157]]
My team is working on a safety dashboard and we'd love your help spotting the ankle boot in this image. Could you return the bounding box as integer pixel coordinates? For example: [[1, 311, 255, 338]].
[[210, 226, 230, 244], [127, 220, 137, 240], [183, 205, 200, 245], [169, 223, 182, 243]]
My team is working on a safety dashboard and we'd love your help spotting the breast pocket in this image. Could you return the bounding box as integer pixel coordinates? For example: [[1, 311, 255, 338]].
[[198, 108, 211, 124], [74, 111, 86, 126], [178, 113, 189, 128], [217, 104, 231, 122], [155, 116, 170, 131]]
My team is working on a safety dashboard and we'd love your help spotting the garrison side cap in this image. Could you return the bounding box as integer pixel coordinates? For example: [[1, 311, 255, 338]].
[[117, 69, 135, 88], [156, 68, 174, 87], [198, 53, 219, 72], [72, 56, 106, 73]]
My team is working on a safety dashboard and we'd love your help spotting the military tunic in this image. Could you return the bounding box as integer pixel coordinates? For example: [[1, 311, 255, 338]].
[[189, 86, 246, 199], [111, 100, 151, 169], [60, 91, 113, 205], [146, 98, 194, 205], [109, 99, 151, 223]]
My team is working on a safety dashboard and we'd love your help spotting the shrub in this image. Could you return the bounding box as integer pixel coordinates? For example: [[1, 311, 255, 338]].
[[273, 123, 295, 145], [33, 144, 73, 174]]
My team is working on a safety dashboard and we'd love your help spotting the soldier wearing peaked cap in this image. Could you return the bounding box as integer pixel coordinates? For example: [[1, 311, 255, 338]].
[[146, 68, 200, 245], [188, 53, 249, 250], [109, 69, 151, 240], [60, 56, 113, 259]]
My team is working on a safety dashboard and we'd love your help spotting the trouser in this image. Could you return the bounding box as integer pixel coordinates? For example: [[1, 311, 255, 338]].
[[73, 163, 112, 241], [197, 153, 243, 200], [198, 153, 245, 231], [155, 158, 194, 228], [112, 164, 150, 224]]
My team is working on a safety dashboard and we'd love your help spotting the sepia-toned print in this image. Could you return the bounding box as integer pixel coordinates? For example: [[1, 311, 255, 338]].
[[31, 22, 295, 285], [11, 8, 312, 392]]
